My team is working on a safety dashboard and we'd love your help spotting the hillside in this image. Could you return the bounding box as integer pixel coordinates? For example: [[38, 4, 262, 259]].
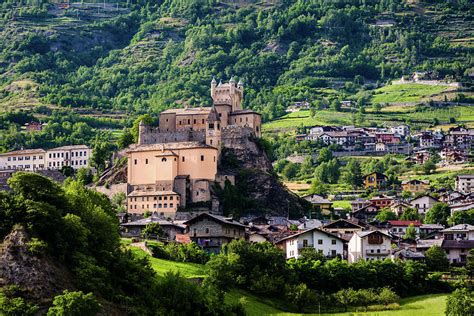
[[0, 0, 473, 125]]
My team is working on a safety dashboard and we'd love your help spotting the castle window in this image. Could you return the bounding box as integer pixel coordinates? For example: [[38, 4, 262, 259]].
[[188, 119, 190, 124], [134, 159, 137, 165], [214, 156, 216, 162], [219, 113, 222, 117], [161, 158, 167, 162], [246, 117, 248, 122], [159, 197, 162, 200], [170, 203, 173, 208], [170, 196, 173, 200], [209, 123, 214, 129], [174, 158, 177, 161], [153, 204, 156, 208], [196, 191, 199, 196], [164, 203, 168, 208], [194, 119, 196, 124], [217, 124, 220, 129], [202, 119, 204, 124], [158, 204, 162, 208], [240, 118, 242, 122], [201, 155, 204, 161], [256, 126, 260, 132], [164, 196, 168, 200], [182, 156, 185, 162], [145, 159, 148, 164], [166, 119, 168, 122], [210, 140, 213, 145]]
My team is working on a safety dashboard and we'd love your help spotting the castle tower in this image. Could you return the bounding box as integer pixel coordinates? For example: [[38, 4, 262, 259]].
[[210, 76, 217, 99], [138, 120, 145, 145], [206, 106, 222, 157], [210, 77, 244, 113]]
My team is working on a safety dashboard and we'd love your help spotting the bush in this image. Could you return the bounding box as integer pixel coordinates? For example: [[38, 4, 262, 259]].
[[285, 283, 316, 311], [445, 288, 474, 316], [0, 288, 38, 316], [26, 238, 48, 255], [47, 290, 101, 316], [149, 242, 209, 264]]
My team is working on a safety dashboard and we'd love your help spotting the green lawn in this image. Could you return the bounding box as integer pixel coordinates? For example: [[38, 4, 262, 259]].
[[226, 290, 447, 316], [126, 242, 207, 279], [372, 83, 450, 104], [331, 200, 352, 209]]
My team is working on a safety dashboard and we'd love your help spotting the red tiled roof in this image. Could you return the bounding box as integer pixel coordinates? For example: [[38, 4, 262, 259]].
[[175, 234, 191, 244]]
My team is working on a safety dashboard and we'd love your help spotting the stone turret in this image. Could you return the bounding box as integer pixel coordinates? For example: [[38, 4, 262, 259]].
[[211, 77, 243, 112], [206, 106, 222, 157]]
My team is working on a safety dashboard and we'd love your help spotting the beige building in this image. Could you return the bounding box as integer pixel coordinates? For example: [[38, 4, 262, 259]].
[[0, 149, 46, 171], [127, 78, 260, 217]]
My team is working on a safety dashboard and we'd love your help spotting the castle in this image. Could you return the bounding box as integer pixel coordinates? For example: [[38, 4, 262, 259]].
[[126, 77, 262, 217]]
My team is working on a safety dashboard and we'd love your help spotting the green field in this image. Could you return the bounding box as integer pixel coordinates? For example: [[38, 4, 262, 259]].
[[331, 200, 352, 209], [263, 105, 474, 132], [371, 83, 451, 104], [226, 290, 447, 316], [126, 242, 207, 278]]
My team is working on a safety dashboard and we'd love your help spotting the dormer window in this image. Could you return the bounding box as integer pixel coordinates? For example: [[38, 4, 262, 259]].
[[161, 158, 167, 162]]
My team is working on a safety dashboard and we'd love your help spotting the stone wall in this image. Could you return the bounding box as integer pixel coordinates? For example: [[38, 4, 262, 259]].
[[139, 125, 206, 145]]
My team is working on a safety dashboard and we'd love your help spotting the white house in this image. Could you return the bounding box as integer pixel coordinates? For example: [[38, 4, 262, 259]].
[[348, 230, 392, 263], [46, 145, 92, 170], [390, 125, 410, 138], [455, 175, 474, 194], [278, 227, 345, 259], [409, 195, 439, 215], [441, 224, 474, 265]]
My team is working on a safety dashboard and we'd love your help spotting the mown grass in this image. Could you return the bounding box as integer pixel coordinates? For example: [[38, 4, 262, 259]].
[[125, 240, 207, 278], [371, 83, 450, 104], [226, 290, 447, 316]]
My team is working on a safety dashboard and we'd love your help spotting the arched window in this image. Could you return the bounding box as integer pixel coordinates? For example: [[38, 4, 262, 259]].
[[161, 158, 167, 162]]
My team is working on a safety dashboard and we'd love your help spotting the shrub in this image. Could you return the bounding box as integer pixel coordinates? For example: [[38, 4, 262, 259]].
[[47, 290, 101, 316], [0, 288, 38, 316], [445, 288, 474, 316], [26, 238, 48, 255]]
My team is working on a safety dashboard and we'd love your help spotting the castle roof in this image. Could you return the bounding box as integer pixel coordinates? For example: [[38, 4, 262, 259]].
[[127, 142, 216, 153], [229, 109, 261, 116], [207, 106, 220, 122], [161, 107, 212, 115], [0, 148, 46, 156]]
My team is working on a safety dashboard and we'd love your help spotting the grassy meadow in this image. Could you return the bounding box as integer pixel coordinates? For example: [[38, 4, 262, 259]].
[[123, 240, 207, 278], [226, 290, 447, 316], [371, 83, 451, 104]]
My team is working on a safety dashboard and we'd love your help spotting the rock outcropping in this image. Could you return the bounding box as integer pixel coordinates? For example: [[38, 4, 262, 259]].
[[0, 226, 74, 303]]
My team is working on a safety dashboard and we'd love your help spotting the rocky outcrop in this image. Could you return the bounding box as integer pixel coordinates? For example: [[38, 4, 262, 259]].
[[220, 135, 310, 218], [0, 226, 74, 303]]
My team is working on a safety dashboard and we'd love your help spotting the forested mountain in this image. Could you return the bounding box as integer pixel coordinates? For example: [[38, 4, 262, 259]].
[[0, 0, 472, 124]]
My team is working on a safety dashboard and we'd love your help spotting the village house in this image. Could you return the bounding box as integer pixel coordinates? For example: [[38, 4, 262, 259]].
[[390, 124, 410, 138], [364, 172, 388, 189], [24, 121, 47, 132], [277, 227, 346, 259], [369, 194, 394, 208], [419, 224, 444, 237], [351, 198, 371, 212], [455, 175, 474, 194], [184, 213, 246, 253], [392, 248, 425, 261], [390, 201, 412, 217], [409, 195, 439, 215], [120, 216, 186, 241], [322, 219, 365, 241], [401, 179, 430, 194], [441, 224, 474, 265], [348, 230, 392, 262], [351, 204, 380, 222], [301, 194, 333, 214], [388, 220, 422, 238], [411, 150, 431, 165]]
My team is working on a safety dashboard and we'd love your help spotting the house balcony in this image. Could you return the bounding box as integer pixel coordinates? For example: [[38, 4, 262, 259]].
[[366, 249, 390, 256]]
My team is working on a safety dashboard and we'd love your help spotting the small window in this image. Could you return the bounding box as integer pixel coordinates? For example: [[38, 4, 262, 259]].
[[182, 156, 185, 162], [201, 155, 204, 161], [205, 228, 209, 233], [162, 158, 167, 162], [318, 239, 323, 245], [134, 159, 137, 165], [145, 159, 148, 164]]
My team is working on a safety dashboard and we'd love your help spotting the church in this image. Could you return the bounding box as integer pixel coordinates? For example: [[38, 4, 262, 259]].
[[126, 77, 262, 217]]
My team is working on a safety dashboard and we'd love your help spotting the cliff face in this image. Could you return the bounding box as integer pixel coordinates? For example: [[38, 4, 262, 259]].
[[0, 226, 74, 303], [220, 134, 310, 218]]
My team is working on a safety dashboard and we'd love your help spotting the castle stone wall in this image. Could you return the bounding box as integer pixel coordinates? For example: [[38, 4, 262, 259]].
[[139, 126, 205, 145]]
